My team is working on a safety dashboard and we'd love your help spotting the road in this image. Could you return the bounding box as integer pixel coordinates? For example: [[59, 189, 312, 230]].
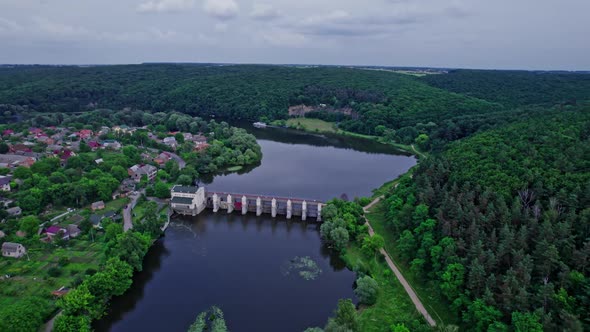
[[166, 152, 186, 170], [123, 191, 141, 232], [363, 194, 437, 327]]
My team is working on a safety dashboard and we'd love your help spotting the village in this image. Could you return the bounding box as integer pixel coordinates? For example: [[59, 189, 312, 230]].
[[0, 123, 212, 302]]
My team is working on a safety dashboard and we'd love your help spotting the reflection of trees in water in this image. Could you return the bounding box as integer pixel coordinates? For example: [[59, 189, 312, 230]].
[[93, 240, 170, 331], [320, 241, 348, 271]]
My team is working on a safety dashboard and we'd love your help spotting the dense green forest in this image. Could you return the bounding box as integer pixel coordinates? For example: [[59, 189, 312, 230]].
[[0, 64, 501, 137], [384, 105, 590, 330], [421, 69, 590, 108]]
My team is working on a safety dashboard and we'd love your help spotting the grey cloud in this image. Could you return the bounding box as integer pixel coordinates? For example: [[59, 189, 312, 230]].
[[137, 0, 195, 13], [203, 0, 239, 20], [250, 3, 282, 21]]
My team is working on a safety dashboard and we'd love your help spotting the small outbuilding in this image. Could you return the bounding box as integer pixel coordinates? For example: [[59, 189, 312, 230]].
[[2, 242, 26, 258], [91, 201, 105, 211]]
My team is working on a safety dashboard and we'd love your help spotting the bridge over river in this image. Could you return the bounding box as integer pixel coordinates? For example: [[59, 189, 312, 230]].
[[169, 186, 324, 221]]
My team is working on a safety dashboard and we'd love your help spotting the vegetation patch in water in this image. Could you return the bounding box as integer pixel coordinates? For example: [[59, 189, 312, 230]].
[[188, 306, 228, 332], [281, 256, 323, 280]]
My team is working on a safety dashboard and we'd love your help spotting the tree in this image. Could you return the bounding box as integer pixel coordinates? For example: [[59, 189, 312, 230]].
[[105, 231, 150, 271], [440, 263, 465, 301], [53, 314, 91, 332], [390, 324, 410, 332], [13, 166, 32, 179], [177, 174, 193, 186], [325, 299, 359, 332], [19, 215, 40, 236], [0, 142, 9, 154], [0, 297, 49, 332], [330, 227, 350, 252], [79, 141, 91, 153], [511, 312, 543, 332], [154, 181, 170, 199], [354, 276, 379, 305], [110, 165, 128, 182], [362, 234, 384, 259]]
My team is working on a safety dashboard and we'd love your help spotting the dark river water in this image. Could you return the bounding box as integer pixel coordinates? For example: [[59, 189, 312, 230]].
[[95, 126, 416, 332]]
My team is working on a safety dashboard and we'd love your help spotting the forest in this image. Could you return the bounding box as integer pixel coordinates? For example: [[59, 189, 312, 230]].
[[383, 105, 590, 330]]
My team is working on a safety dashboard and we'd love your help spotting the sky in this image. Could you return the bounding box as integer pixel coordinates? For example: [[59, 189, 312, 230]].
[[0, 0, 588, 70]]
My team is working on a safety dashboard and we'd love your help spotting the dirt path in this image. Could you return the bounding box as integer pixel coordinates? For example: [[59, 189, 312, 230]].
[[363, 195, 437, 327]]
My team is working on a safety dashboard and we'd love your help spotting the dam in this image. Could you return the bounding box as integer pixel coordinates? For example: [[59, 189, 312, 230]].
[[169, 185, 324, 221]]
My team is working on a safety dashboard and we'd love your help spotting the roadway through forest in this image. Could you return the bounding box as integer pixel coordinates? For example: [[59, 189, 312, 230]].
[[363, 194, 437, 327]]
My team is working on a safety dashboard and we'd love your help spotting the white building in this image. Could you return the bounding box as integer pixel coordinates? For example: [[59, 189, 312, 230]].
[[2, 242, 26, 258], [170, 185, 206, 215]]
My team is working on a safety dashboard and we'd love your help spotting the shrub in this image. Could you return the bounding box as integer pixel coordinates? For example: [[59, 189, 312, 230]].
[[47, 266, 62, 278], [354, 276, 379, 305]]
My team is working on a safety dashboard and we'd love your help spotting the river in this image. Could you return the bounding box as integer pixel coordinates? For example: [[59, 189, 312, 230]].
[[94, 126, 416, 332]]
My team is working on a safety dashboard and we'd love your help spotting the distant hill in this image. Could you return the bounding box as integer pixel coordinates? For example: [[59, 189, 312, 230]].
[[421, 69, 590, 108]]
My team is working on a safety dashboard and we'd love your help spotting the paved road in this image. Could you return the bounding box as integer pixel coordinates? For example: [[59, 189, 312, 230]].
[[363, 194, 437, 327], [167, 152, 186, 170], [123, 192, 141, 232]]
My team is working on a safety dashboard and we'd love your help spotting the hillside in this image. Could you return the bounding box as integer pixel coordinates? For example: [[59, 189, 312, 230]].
[[421, 69, 590, 108], [382, 104, 590, 329], [0, 65, 499, 131]]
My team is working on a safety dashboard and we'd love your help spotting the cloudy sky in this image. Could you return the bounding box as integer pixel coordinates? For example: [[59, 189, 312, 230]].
[[0, 0, 588, 70]]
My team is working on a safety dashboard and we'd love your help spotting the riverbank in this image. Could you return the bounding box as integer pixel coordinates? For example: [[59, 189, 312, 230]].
[[284, 118, 425, 157]]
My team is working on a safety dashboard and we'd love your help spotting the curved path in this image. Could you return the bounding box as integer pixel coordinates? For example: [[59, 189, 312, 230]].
[[363, 195, 437, 327]]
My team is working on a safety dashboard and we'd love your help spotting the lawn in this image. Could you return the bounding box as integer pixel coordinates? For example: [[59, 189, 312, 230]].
[[365, 202, 458, 326], [286, 118, 337, 133], [104, 197, 130, 212]]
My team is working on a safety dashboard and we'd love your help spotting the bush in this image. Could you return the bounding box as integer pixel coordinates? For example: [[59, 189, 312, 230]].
[[47, 266, 62, 278], [354, 276, 379, 305], [58, 257, 70, 266]]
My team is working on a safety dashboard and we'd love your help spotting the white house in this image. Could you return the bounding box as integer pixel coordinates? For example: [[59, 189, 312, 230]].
[[0, 176, 11, 191], [2, 242, 26, 258]]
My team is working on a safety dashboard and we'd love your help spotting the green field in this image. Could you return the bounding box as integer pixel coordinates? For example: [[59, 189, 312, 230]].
[[286, 118, 338, 133], [0, 239, 105, 318]]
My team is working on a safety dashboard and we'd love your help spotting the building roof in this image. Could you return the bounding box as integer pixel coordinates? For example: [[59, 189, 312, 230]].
[[171, 196, 194, 204], [0, 176, 12, 185], [89, 214, 101, 224], [172, 185, 199, 193], [46, 226, 64, 235], [91, 201, 105, 208], [67, 224, 81, 234], [2, 242, 23, 252]]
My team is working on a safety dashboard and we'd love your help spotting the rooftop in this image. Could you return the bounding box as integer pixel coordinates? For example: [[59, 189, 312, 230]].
[[171, 196, 194, 204], [172, 185, 199, 193]]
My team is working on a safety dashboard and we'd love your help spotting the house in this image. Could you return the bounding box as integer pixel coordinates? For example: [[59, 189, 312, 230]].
[[0, 197, 13, 208], [2, 242, 26, 258], [0, 176, 11, 191], [0, 230, 5, 238], [2, 129, 14, 136], [194, 142, 210, 152], [163, 137, 177, 149], [6, 206, 21, 216], [88, 141, 101, 150], [0, 154, 36, 168], [91, 201, 105, 211], [153, 152, 171, 167], [95, 158, 104, 165], [66, 224, 81, 238], [36, 135, 55, 145], [89, 214, 102, 228], [77, 129, 94, 140], [102, 140, 121, 150], [45, 226, 69, 240], [29, 127, 44, 136], [128, 164, 157, 182]]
